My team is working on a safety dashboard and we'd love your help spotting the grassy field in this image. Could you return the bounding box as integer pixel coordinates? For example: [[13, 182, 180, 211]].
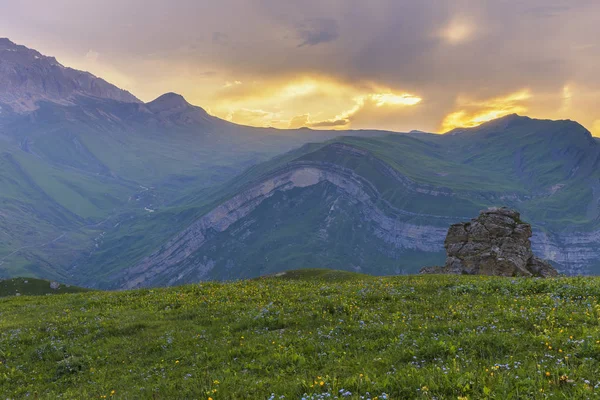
[[1, 271, 600, 399], [0, 278, 89, 298]]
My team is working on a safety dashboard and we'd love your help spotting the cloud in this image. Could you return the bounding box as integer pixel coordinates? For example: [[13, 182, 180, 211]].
[[85, 49, 100, 62], [296, 18, 339, 47], [4, 0, 600, 134], [441, 89, 532, 132], [212, 31, 230, 46], [309, 119, 348, 128], [524, 5, 572, 18], [223, 80, 242, 88], [294, 90, 422, 130], [288, 114, 311, 129], [226, 108, 281, 126], [439, 17, 475, 45]]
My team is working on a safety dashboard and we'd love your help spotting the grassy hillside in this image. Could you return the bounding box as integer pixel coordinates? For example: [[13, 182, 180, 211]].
[[100, 115, 600, 288], [0, 277, 89, 297], [2, 273, 600, 398], [0, 96, 390, 281]]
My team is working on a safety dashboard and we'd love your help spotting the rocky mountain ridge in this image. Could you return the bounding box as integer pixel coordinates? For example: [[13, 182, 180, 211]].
[[0, 38, 140, 112]]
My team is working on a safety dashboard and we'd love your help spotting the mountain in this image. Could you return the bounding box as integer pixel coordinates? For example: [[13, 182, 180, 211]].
[[2, 39, 600, 289], [0, 39, 391, 281], [107, 114, 600, 289], [0, 38, 140, 112]]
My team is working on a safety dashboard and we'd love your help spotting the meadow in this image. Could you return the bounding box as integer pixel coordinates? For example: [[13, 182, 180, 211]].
[[1, 270, 600, 399]]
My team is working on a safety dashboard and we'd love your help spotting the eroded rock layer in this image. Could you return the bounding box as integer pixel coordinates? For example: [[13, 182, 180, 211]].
[[421, 208, 558, 277]]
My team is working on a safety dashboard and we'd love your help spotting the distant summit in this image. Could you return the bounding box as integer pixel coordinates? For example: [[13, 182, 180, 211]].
[[147, 92, 192, 114], [0, 38, 141, 112], [445, 114, 593, 140], [144, 92, 217, 126]]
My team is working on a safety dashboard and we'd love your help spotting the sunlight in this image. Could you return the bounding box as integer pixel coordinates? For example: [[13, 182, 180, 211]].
[[440, 18, 475, 45], [370, 93, 422, 107], [441, 89, 531, 132]]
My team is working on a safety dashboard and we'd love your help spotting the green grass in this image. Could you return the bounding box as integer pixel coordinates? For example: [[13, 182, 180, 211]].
[[259, 268, 373, 282], [0, 278, 89, 297], [2, 273, 600, 398]]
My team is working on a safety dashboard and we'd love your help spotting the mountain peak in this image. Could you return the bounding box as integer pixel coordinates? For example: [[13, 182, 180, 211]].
[[144, 92, 216, 126], [0, 38, 16, 48], [0, 38, 141, 112], [146, 93, 195, 114], [146, 92, 204, 114]]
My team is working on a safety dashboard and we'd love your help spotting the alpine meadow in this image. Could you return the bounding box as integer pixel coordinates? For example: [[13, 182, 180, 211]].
[[2, 1, 600, 399]]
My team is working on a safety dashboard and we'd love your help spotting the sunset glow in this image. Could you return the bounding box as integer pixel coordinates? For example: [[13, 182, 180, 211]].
[[441, 90, 531, 132], [3, 1, 600, 135]]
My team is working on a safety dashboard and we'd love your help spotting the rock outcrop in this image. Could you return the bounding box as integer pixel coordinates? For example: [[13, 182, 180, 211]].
[[421, 207, 558, 277]]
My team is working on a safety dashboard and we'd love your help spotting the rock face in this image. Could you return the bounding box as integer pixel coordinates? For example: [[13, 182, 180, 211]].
[[421, 207, 558, 277], [0, 38, 140, 112], [116, 147, 453, 289]]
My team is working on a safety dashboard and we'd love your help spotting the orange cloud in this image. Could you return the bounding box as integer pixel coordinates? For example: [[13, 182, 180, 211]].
[[209, 75, 422, 130], [441, 89, 531, 132]]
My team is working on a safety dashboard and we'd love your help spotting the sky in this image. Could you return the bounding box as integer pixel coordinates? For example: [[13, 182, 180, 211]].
[[2, 0, 600, 135]]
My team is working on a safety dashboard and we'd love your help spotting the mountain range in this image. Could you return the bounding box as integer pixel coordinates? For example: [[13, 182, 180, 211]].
[[1, 38, 599, 288]]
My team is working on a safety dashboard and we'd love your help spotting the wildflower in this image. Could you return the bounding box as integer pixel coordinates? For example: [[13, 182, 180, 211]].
[[545, 372, 551, 377], [320, 381, 325, 386], [175, 360, 180, 364], [110, 390, 116, 396]]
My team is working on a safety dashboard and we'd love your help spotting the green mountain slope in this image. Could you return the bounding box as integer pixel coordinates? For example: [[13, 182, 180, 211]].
[[108, 115, 600, 288], [0, 93, 392, 280], [3, 39, 600, 288]]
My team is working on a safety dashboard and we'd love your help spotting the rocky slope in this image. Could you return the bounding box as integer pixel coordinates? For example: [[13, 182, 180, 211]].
[[421, 207, 557, 277], [0, 38, 140, 112], [117, 146, 452, 288]]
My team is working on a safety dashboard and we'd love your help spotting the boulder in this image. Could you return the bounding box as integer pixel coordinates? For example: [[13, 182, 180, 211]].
[[421, 207, 558, 277]]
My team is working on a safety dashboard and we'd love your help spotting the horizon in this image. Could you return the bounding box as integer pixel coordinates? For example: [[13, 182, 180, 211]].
[[2, 0, 600, 136]]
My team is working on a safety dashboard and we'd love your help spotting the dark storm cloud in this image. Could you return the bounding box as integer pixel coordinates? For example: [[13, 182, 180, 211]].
[[295, 18, 339, 47]]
